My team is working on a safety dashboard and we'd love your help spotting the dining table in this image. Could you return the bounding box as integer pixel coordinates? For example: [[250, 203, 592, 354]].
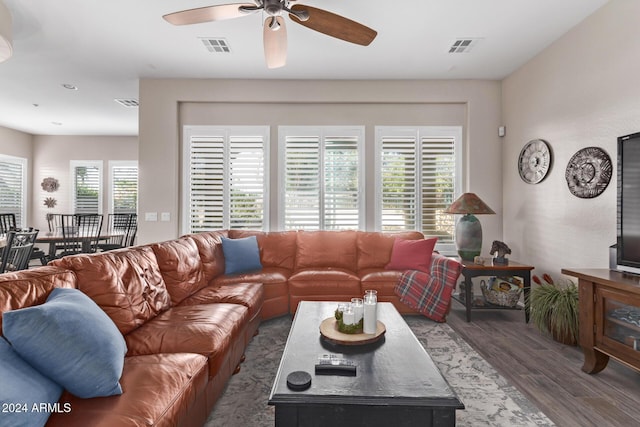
[[36, 231, 125, 260]]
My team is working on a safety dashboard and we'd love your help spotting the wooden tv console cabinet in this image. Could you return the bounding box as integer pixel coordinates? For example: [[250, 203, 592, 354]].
[[562, 268, 640, 374]]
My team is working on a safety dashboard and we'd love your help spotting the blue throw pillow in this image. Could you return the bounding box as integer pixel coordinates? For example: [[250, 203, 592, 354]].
[[0, 337, 63, 427], [221, 236, 263, 275], [2, 288, 127, 398]]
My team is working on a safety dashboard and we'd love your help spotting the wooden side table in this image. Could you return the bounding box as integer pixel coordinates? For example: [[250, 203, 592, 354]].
[[454, 259, 534, 322]]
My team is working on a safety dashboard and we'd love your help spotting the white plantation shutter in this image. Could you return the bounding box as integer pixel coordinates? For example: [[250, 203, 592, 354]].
[[421, 137, 456, 241], [72, 161, 102, 214], [110, 162, 138, 214], [280, 126, 364, 230], [376, 127, 461, 252], [378, 135, 418, 231], [0, 156, 27, 227], [283, 135, 321, 229], [190, 136, 225, 231], [324, 136, 361, 229], [184, 126, 269, 233], [229, 136, 266, 229]]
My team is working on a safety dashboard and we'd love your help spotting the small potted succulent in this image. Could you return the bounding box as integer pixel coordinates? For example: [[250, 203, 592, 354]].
[[528, 274, 579, 346]]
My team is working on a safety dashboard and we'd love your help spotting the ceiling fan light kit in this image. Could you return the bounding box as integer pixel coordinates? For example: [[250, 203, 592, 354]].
[[163, 0, 377, 69], [0, 0, 13, 63]]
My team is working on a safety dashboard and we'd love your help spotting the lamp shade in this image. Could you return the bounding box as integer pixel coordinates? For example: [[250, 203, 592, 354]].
[[444, 193, 495, 215], [0, 0, 12, 63], [444, 193, 495, 260]]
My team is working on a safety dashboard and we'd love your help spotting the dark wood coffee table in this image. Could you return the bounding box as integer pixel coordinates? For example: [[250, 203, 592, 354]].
[[268, 301, 464, 427]]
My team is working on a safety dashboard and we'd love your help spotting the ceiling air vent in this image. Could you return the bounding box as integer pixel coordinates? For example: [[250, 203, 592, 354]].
[[448, 38, 481, 54], [200, 38, 231, 53], [114, 98, 139, 108]]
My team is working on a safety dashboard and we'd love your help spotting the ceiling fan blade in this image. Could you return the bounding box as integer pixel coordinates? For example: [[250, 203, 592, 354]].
[[163, 3, 258, 25], [264, 16, 287, 69], [289, 4, 377, 46]]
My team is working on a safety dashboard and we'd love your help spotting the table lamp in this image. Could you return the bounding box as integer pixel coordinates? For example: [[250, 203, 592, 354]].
[[444, 193, 495, 260]]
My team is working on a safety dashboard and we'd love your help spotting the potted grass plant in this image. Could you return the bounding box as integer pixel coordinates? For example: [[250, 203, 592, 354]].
[[528, 274, 579, 346]]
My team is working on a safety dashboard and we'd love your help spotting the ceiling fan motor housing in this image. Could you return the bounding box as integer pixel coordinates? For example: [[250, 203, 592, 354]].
[[264, 0, 285, 16]]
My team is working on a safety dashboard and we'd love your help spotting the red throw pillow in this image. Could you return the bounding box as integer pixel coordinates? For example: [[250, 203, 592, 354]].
[[385, 237, 437, 273]]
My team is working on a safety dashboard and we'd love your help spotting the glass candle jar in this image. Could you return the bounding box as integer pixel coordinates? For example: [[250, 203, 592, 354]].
[[363, 290, 378, 334]]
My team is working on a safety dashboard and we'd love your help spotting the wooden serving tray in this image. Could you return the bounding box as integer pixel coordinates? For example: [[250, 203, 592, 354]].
[[319, 317, 386, 346]]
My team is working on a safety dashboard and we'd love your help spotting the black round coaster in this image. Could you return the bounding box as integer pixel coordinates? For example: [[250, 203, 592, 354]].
[[286, 371, 311, 391]]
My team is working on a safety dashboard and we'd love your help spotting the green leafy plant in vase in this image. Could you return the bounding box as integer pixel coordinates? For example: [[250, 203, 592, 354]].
[[528, 274, 579, 346]]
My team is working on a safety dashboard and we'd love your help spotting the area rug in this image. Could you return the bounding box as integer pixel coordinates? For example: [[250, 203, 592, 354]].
[[205, 315, 555, 427]]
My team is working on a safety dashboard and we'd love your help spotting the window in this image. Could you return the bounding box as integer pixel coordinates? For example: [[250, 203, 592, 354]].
[[375, 126, 462, 252], [279, 126, 364, 230], [109, 161, 138, 214], [0, 155, 27, 227], [71, 161, 102, 214], [183, 126, 269, 233]]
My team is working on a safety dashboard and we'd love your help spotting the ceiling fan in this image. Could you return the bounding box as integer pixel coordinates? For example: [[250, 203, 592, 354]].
[[163, 0, 377, 69]]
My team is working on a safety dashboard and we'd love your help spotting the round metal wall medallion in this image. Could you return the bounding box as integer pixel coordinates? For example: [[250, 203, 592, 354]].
[[518, 139, 552, 184], [565, 146, 612, 198]]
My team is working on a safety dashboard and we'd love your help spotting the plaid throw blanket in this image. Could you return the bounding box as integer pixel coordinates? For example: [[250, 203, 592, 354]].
[[394, 254, 462, 322]]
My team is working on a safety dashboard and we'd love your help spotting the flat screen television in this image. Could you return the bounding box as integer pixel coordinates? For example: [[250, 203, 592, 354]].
[[616, 131, 640, 275]]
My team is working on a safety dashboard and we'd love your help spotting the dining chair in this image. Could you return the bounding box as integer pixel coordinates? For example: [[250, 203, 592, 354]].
[[0, 229, 39, 273], [56, 214, 103, 258], [0, 213, 17, 233], [124, 213, 137, 247], [0, 214, 48, 266], [47, 213, 63, 232], [98, 213, 133, 251]]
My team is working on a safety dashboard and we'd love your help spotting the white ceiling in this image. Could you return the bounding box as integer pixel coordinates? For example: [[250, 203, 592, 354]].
[[0, 0, 609, 136]]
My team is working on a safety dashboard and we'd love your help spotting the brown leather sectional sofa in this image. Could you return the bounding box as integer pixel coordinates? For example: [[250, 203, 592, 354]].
[[0, 229, 461, 426]]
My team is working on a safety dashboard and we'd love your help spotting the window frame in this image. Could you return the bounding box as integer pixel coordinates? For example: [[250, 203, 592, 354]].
[[374, 126, 462, 254], [108, 160, 138, 214], [70, 160, 103, 215], [181, 125, 270, 234], [0, 154, 27, 228], [277, 125, 365, 231]]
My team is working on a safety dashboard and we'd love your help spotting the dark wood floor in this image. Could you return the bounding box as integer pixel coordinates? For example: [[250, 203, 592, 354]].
[[445, 302, 640, 427]]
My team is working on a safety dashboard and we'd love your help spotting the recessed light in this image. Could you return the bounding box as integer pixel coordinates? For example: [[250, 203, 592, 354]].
[[61, 83, 78, 90]]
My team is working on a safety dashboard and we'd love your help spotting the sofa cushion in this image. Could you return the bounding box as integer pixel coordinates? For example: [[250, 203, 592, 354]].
[[183, 230, 228, 282], [359, 269, 404, 297], [180, 282, 264, 321], [0, 266, 76, 332], [212, 266, 290, 287], [124, 303, 248, 377], [151, 237, 206, 305], [46, 353, 209, 427], [0, 337, 63, 427], [211, 266, 290, 320], [221, 236, 263, 274], [295, 230, 357, 271], [289, 268, 361, 296], [2, 288, 127, 398], [50, 246, 172, 335], [228, 230, 297, 270], [385, 237, 437, 273], [357, 231, 424, 271]]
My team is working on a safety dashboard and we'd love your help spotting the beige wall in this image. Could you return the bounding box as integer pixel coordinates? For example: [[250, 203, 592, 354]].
[[31, 135, 138, 231], [502, 0, 640, 275], [0, 126, 33, 224], [0, 125, 32, 158], [139, 79, 503, 247]]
